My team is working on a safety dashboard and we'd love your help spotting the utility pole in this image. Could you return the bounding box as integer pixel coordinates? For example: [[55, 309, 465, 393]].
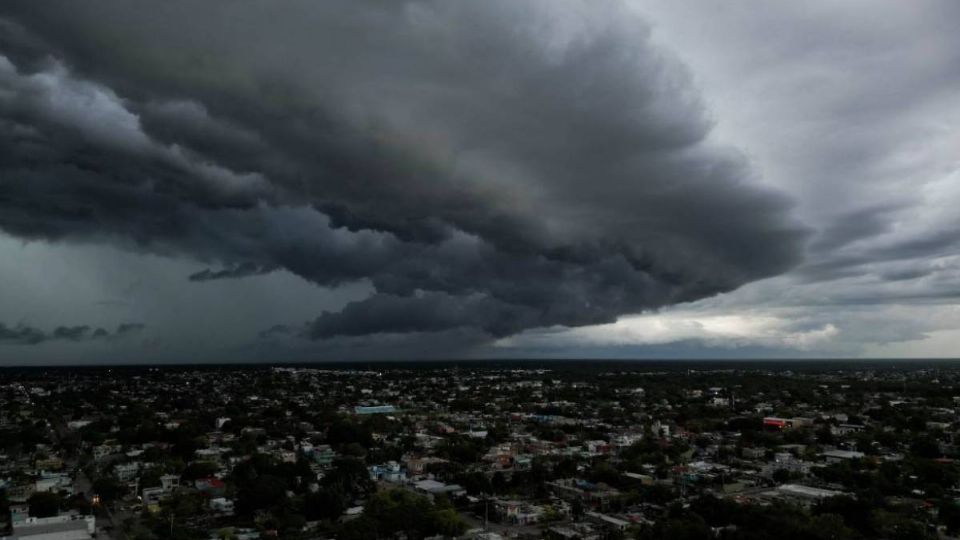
[[484, 495, 489, 531]]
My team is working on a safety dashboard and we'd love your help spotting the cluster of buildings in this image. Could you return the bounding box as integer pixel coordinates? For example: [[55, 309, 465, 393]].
[[2, 363, 960, 538]]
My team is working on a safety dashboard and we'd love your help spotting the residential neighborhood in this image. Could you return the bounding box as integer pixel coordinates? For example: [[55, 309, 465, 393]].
[[3, 362, 960, 539]]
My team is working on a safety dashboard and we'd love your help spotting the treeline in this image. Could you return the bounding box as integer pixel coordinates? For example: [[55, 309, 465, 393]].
[[642, 494, 941, 540]]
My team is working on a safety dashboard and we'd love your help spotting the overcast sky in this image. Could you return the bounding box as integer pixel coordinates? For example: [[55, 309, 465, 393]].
[[0, 0, 958, 364]]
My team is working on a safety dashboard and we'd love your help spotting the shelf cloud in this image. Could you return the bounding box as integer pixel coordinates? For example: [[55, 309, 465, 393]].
[[0, 1, 806, 345]]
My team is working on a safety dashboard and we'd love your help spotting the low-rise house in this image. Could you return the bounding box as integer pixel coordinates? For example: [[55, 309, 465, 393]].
[[34, 473, 72, 495], [195, 477, 227, 497], [114, 462, 141, 482], [820, 450, 865, 463], [33, 457, 63, 472], [831, 424, 865, 436], [354, 405, 397, 415], [493, 499, 543, 525], [585, 512, 630, 533], [142, 487, 167, 513], [547, 479, 620, 510], [208, 497, 235, 515], [5, 506, 95, 540], [412, 479, 465, 500], [770, 484, 848, 506], [308, 444, 337, 468], [369, 461, 405, 483], [160, 474, 180, 491]]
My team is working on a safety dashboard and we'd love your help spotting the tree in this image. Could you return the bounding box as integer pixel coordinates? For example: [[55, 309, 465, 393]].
[[491, 471, 507, 494], [180, 461, 218, 481], [338, 516, 377, 540], [304, 488, 347, 521], [322, 458, 374, 498], [92, 476, 126, 503], [27, 492, 61, 517], [571, 498, 584, 521], [940, 500, 960, 536], [65, 493, 92, 515], [816, 496, 876, 537], [364, 489, 433, 536], [452, 472, 492, 496], [874, 511, 936, 540], [910, 437, 941, 459], [432, 508, 468, 537], [235, 474, 287, 517], [554, 458, 578, 479], [772, 468, 793, 484], [327, 418, 373, 449], [652, 513, 711, 540], [801, 513, 857, 540], [436, 437, 484, 464], [161, 491, 205, 520], [354, 489, 468, 540], [170, 424, 205, 461], [816, 426, 835, 445], [140, 467, 163, 489]]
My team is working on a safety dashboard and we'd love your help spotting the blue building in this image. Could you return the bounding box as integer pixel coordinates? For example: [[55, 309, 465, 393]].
[[354, 405, 397, 415]]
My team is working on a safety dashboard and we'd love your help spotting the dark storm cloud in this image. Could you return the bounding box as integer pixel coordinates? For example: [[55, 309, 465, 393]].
[[879, 267, 935, 283], [51, 326, 93, 341], [258, 325, 294, 340], [189, 263, 278, 282], [115, 323, 146, 337], [0, 1, 807, 341], [0, 324, 45, 345], [799, 226, 960, 284], [250, 326, 493, 362], [306, 293, 539, 339], [0, 322, 145, 345], [808, 205, 901, 253]]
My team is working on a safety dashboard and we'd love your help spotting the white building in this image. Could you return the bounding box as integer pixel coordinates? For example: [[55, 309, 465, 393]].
[[209, 498, 235, 515], [820, 450, 865, 463], [775, 484, 846, 502], [4, 507, 95, 540]]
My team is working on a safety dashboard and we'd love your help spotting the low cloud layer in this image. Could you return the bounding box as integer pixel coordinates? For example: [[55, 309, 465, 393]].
[[0, 0, 806, 347], [0, 322, 145, 346]]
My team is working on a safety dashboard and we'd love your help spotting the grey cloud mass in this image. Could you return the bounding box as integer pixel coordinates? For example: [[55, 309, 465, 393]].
[[638, 1, 960, 289], [3, 1, 955, 362], [0, 322, 145, 346], [0, 0, 807, 347], [189, 263, 278, 283]]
